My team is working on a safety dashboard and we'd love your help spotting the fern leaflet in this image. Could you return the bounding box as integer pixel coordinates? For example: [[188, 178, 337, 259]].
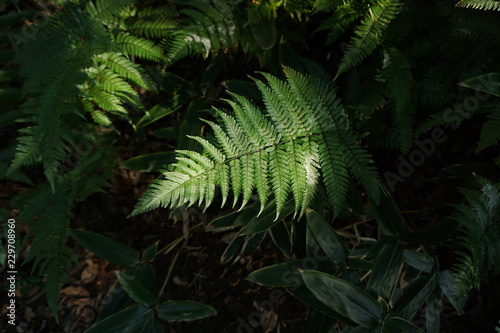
[[456, 0, 500, 11], [452, 179, 500, 298]]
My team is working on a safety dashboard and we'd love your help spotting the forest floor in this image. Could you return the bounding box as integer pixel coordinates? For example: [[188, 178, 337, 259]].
[[1, 136, 500, 333]]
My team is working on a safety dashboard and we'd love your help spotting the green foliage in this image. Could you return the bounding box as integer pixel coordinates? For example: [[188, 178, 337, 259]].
[[451, 179, 500, 298], [335, 0, 403, 77], [456, 0, 500, 10], [3, 0, 164, 319], [71, 233, 216, 331], [163, 0, 245, 64], [3, 0, 500, 330], [132, 66, 380, 218]]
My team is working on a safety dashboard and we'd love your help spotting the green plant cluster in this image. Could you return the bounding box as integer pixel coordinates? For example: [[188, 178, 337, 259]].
[[1, 0, 500, 331]]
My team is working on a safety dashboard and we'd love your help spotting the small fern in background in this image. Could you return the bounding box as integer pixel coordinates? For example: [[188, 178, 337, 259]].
[[163, 0, 244, 64], [452, 178, 500, 298], [5, 0, 165, 319]]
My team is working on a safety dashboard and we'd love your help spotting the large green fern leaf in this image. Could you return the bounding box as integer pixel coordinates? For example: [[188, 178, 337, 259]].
[[132, 67, 380, 218]]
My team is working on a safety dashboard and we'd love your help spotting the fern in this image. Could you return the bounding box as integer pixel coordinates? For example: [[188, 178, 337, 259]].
[[20, 188, 75, 320], [381, 47, 414, 153], [86, 0, 135, 23], [128, 17, 178, 39], [132, 67, 380, 218], [6, 0, 159, 320], [336, 0, 403, 77], [452, 179, 500, 298], [163, 0, 243, 63], [456, 0, 500, 11], [17, 133, 115, 319], [478, 106, 500, 152], [9, 5, 111, 188], [114, 32, 165, 62], [315, 2, 363, 45], [92, 52, 156, 91]]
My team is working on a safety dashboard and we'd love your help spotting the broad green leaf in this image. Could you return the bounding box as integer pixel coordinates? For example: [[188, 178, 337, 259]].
[[136, 103, 180, 127], [306, 209, 348, 265], [220, 233, 245, 264], [250, 15, 276, 49], [269, 221, 291, 255], [368, 187, 405, 236], [368, 239, 403, 297], [157, 301, 216, 322], [84, 304, 152, 333], [241, 232, 265, 256], [136, 317, 164, 333], [99, 264, 158, 320], [117, 271, 157, 307], [70, 229, 139, 267], [287, 285, 357, 326], [98, 284, 132, 321], [246, 258, 335, 287], [306, 217, 320, 258], [206, 210, 246, 232], [129, 264, 158, 295], [177, 98, 205, 151], [307, 310, 335, 333], [382, 317, 424, 333], [301, 270, 383, 328], [437, 270, 466, 313], [426, 293, 441, 333], [400, 218, 458, 245], [459, 73, 500, 97], [291, 213, 306, 253], [403, 250, 434, 273], [121, 152, 176, 172], [142, 242, 158, 261], [346, 258, 374, 271], [152, 127, 178, 139], [341, 269, 363, 289], [391, 275, 437, 320]]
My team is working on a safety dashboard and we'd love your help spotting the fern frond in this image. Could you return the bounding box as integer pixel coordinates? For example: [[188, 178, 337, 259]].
[[86, 0, 134, 23], [92, 52, 157, 91], [477, 105, 500, 152], [315, 4, 362, 45], [132, 67, 380, 219], [115, 32, 165, 62], [85, 84, 130, 118], [128, 18, 177, 39], [452, 179, 500, 298], [44, 247, 76, 319], [336, 0, 403, 77], [22, 189, 75, 321], [164, 0, 241, 63], [382, 47, 414, 153], [456, 0, 500, 11]]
